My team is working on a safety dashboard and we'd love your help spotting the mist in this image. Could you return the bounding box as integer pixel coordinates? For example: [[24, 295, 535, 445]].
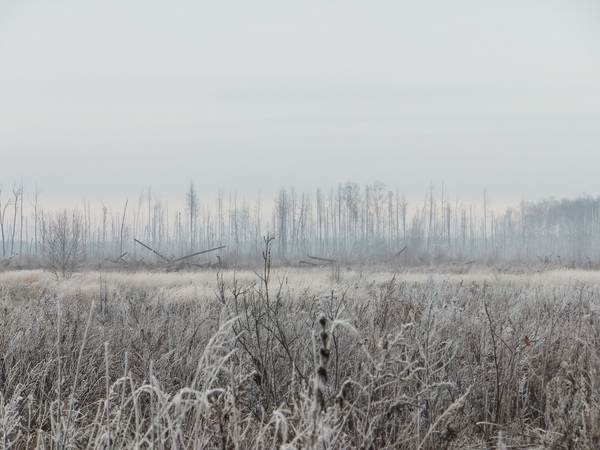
[[2, 1, 600, 204]]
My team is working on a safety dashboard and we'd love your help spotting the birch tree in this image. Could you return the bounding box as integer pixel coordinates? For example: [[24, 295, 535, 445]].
[[186, 181, 199, 251]]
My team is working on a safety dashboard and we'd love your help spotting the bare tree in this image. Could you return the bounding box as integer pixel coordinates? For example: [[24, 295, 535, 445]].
[[30, 184, 40, 258], [0, 185, 11, 257], [10, 183, 22, 255], [19, 182, 24, 256], [41, 210, 84, 280], [275, 188, 289, 258], [186, 181, 199, 251], [120, 200, 128, 256]]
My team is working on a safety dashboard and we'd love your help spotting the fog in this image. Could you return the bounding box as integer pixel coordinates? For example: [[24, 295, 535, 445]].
[[1, 1, 600, 205]]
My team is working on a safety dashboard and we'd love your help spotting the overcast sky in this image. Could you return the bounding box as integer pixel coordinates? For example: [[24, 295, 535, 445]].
[[1, 0, 600, 206]]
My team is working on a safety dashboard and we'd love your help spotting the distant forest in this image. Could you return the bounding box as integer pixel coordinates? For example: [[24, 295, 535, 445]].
[[1, 181, 600, 268]]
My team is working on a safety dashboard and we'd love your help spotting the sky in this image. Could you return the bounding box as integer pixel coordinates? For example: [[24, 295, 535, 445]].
[[1, 0, 600, 207]]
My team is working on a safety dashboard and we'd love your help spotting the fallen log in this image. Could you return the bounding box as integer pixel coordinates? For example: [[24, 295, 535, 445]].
[[307, 254, 335, 264], [171, 246, 226, 263], [299, 260, 318, 267], [134, 239, 169, 262]]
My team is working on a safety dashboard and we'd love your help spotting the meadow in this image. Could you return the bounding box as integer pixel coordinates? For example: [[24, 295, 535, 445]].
[[1, 262, 600, 449]]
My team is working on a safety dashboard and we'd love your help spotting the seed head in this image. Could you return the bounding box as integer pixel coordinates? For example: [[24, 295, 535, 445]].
[[320, 330, 329, 348], [320, 347, 330, 364], [317, 365, 328, 384], [318, 314, 328, 329]]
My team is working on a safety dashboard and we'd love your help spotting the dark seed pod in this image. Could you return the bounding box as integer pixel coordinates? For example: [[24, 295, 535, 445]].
[[318, 314, 327, 328], [320, 330, 329, 348], [317, 365, 328, 384], [316, 388, 325, 411], [320, 347, 331, 363]]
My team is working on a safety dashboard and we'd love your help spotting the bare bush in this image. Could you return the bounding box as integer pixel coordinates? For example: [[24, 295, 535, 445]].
[[41, 209, 84, 279]]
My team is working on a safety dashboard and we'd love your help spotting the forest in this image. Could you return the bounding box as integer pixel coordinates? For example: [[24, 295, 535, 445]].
[[1, 181, 600, 271]]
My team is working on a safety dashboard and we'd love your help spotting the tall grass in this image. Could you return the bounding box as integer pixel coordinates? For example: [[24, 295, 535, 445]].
[[1, 265, 600, 448]]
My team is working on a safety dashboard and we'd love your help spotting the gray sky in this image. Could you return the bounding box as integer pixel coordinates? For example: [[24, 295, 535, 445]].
[[1, 0, 600, 206]]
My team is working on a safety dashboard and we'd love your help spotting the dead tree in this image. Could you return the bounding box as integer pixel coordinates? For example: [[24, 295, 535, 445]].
[[134, 238, 170, 263], [41, 210, 84, 279], [307, 254, 336, 264]]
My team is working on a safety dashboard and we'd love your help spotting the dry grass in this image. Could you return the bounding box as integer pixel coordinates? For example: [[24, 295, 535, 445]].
[[1, 264, 600, 448]]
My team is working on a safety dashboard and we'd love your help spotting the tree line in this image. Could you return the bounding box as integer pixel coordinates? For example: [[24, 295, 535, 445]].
[[2, 181, 600, 270]]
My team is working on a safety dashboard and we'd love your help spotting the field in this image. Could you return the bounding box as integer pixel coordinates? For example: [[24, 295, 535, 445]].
[[2, 263, 600, 449]]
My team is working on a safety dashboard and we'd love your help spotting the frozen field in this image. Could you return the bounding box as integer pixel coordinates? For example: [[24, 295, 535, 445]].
[[1, 264, 600, 448]]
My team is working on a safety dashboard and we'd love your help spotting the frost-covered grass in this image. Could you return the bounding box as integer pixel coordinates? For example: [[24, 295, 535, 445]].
[[1, 264, 600, 448]]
